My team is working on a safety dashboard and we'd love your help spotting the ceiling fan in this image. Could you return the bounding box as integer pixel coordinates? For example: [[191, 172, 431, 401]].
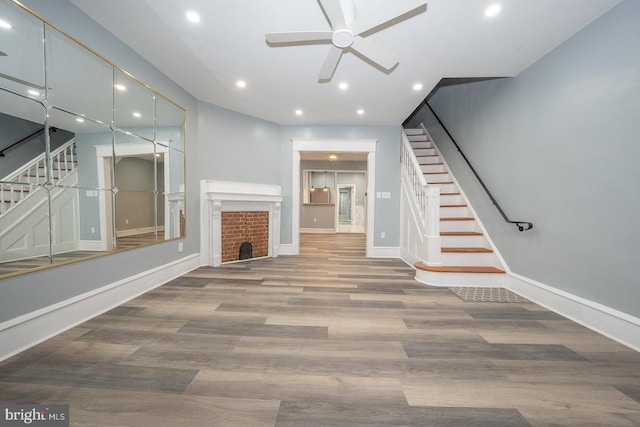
[[265, 0, 427, 81]]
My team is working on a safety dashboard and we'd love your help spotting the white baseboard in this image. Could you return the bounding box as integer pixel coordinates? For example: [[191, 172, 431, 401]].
[[0, 253, 200, 362], [79, 240, 107, 251], [278, 244, 294, 256], [506, 273, 640, 352], [369, 246, 401, 258]]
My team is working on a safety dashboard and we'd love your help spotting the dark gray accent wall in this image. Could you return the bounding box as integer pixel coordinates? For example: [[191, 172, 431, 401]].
[[406, 0, 639, 317]]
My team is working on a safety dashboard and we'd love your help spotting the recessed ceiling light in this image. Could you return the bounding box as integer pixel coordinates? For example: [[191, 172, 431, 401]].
[[76, 117, 84, 123], [236, 80, 247, 88], [28, 89, 40, 96], [485, 4, 501, 17], [339, 82, 348, 90], [329, 154, 337, 160], [0, 19, 14, 30], [186, 10, 200, 23], [114, 84, 127, 92], [357, 109, 365, 115], [132, 112, 142, 118], [295, 109, 303, 116], [413, 83, 423, 91]]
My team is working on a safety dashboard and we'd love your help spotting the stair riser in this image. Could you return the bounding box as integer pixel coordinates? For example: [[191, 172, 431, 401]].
[[427, 183, 457, 193], [440, 194, 464, 205], [441, 252, 500, 267], [417, 156, 441, 165], [440, 220, 481, 233], [420, 164, 446, 173], [440, 206, 471, 217], [408, 135, 429, 142], [405, 129, 425, 136], [424, 172, 450, 182], [441, 235, 487, 248], [410, 142, 432, 150], [413, 148, 437, 156]]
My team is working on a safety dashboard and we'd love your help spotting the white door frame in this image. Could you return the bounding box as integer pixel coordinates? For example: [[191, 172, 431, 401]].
[[291, 138, 376, 256]]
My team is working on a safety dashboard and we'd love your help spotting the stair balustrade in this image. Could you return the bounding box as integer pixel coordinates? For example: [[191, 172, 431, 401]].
[[400, 131, 441, 266], [0, 139, 77, 216]]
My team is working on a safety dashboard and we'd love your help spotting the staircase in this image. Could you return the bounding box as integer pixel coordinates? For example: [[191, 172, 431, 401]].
[[0, 139, 77, 216], [403, 127, 506, 286]]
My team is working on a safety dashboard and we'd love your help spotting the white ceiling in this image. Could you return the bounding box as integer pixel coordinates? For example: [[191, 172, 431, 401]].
[[70, 0, 620, 126]]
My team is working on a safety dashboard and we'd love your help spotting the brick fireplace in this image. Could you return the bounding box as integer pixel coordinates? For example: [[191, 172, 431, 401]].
[[200, 180, 282, 267], [221, 211, 269, 262]]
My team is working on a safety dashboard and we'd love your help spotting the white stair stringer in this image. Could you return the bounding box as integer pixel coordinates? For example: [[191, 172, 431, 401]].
[[403, 126, 507, 287]]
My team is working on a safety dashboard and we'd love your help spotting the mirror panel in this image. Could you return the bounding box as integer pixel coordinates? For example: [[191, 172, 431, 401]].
[[45, 24, 113, 125], [0, 0, 186, 278], [156, 94, 185, 153], [0, 90, 47, 185], [114, 69, 155, 141], [163, 148, 185, 239], [0, 1, 45, 99], [0, 183, 50, 265]]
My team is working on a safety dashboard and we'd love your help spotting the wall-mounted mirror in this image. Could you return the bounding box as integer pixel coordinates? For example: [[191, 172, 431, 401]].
[[0, 0, 186, 278]]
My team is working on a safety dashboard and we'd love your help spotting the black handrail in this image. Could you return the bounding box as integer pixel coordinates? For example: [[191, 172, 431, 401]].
[[0, 127, 57, 157], [425, 102, 533, 232]]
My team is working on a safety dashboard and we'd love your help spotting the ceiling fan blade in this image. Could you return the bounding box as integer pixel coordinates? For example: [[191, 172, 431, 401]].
[[348, 0, 427, 35], [350, 36, 398, 70], [266, 31, 333, 44], [318, 0, 346, 30], [319, 46, 343, 80]]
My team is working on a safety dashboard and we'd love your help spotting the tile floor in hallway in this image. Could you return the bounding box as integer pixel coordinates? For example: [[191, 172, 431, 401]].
[[0, 233, 639, 426]]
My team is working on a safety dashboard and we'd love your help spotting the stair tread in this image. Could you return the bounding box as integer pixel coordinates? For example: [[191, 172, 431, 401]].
[[424, 172, 448, 175], [441, 231, 483, 236], [427, 181, 454, 184], [415, 262, 505, 274], [441, 217, 475, 221], [415, 155, 439, 158], [442, 247, 493, 253], [441, 192, 461, 196], [441, 204, 467, 208], [419, 162, 444, 166]]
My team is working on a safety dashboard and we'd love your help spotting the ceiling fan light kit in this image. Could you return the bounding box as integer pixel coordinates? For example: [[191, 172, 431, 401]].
[[265, 0, 427, 81]]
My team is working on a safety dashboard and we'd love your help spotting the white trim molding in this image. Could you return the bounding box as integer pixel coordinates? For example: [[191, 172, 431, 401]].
[[0, 254, 200, 362], [506, 273, 640, 352]]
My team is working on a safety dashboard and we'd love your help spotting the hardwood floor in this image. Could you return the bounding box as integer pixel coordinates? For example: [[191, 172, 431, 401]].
[[1, 233, 639, 426]]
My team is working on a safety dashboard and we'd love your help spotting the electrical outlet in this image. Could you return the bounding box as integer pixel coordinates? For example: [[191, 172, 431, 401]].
[[380, 232, 385, 238], [178, 242, 183, 253], [90, 227, 95, 233]]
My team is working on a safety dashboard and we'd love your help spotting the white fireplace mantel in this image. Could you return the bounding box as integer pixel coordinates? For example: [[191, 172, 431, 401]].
[[200, 180, 282, 267]]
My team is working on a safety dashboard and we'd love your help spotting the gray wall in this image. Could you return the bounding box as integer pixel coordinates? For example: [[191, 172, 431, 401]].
[[0, 0, 199, 324], [406, 0, 639, 317], [197, 102, 282, 184]]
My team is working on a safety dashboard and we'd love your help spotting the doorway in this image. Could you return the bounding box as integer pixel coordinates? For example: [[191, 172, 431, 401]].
[[291, 138, 377, 256]]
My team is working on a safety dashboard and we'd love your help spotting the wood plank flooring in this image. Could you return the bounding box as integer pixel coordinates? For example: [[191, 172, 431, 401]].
[[1, 233, 640, 426]]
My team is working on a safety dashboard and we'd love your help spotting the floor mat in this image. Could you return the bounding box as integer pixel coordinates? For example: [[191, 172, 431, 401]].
[[449, 287, 530, 303]]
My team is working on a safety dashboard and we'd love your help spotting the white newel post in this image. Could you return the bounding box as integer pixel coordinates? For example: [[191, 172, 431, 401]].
[[424, 186, 442, 266]]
